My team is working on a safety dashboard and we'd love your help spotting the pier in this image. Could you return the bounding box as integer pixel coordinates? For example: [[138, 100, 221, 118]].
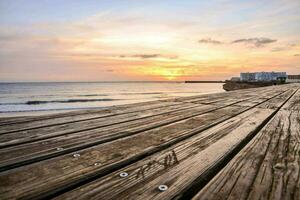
[[0, 83, 299, 200]]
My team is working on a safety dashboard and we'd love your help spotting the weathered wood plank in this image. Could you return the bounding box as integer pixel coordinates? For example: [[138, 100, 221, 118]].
[[0, 87, 267, 132], [0, 101, 184, 134], [282, 87, 300, 111], [258, 88, 297, 109], [0, 89, 284, 171], [0, 98, 255, 171], [53, 108, 277, 200], [0, 105, 261, 199], [0, 86, 291, 199], [0, 87, 283, 147], [192, 88, 300, 200], [0, 104, 215, 170], [0, 103, 200, 147]]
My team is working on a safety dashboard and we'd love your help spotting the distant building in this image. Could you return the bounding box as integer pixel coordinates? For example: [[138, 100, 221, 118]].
[[230, 77, 240, 82], [240, 72, 287, 82], [287, 75, 300, 83], [240, 72, 256, 81]]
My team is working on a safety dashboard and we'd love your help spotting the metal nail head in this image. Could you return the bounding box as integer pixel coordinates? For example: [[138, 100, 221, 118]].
[[73, 153, 80, 158], [119, 172, 128, 177], [56, 147, 63, 151], [158, 185, 168, 191]]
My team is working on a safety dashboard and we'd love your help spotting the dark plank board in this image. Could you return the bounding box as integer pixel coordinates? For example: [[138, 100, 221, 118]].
[[0, 87, 284, 147], [53, 108, 276, 200], [193, 87, 300, 200], [0, 101, 184, 134], [51, 86, 297, 200], [0, 103, 200, 147], [0, 105, 263, 199], [0, 103, 215, 170], [0, 88, 284, 171]]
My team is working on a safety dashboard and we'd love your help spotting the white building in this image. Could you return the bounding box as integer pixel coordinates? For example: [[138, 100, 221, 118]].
[[240, 72, 287, 82], [240, 72, 256, 81]]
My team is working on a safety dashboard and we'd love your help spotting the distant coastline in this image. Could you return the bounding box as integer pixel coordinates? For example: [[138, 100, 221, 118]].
[[222, 80, 284, 91], [185, 81, 225, 83]]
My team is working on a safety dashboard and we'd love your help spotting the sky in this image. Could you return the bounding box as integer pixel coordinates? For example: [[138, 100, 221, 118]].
[[0, 0, 299, 81]]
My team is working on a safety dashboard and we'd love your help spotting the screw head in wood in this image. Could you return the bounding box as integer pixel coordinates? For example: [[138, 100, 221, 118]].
[[158, 185, 168, 191], [73, 153, 80, 158], [56, 147, 63, 151], [119, 172, 128, 177]]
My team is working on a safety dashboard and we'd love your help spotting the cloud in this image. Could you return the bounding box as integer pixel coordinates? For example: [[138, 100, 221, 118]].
[[232, 37, 277, 47], [198, 38, 223, 44], [119, 54, 178, 59], [271, 47, 286, 52], [271, 43, 298, 52], [0, 33, 23, 41], [133, 54, 160, 59], [294, 54, 300, 56]]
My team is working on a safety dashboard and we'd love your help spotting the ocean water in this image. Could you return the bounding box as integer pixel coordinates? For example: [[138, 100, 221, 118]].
[[0, 82, 224, 116]]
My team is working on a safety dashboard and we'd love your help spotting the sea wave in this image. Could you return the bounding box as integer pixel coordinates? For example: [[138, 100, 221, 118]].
[[119, 92, 164, 95], [77, 94, 108, 97], [0, 98, 121, 105], [26, 98, 120, 105], [0, 106, 107, 113]]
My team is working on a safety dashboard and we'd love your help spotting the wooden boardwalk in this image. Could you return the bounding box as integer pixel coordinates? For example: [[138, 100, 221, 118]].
[[0, 83, 299, 200]]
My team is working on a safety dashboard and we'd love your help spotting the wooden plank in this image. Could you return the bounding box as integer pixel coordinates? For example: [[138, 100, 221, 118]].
[[0, 92, 273, 150], [0, 94, 260, 171], [0, 104, 263, 199], [50, 87, 297, 200], [258, 88, 297, 109], [0, 89, 283, 171], [53, 108, 277, 200], [282, 87, 300, 111], [0, 103, 216, 170], [0, 103, 201, 146], [0, 101, 184, 134], [0, 85, 294, 200], [192, 87, 300, 200]]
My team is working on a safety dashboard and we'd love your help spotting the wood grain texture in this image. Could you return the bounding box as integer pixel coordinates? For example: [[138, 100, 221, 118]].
[[0, 84, 298, 200], [54, 107, 276, 200], [0, 88, 283, 171], [0, 101, 183, 134], [0, 87, 283, 147], [0, 105, 254, 199], [52, 86, 297, 200], [193, 87, 300, 200], [0, 103, 200, 147]]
